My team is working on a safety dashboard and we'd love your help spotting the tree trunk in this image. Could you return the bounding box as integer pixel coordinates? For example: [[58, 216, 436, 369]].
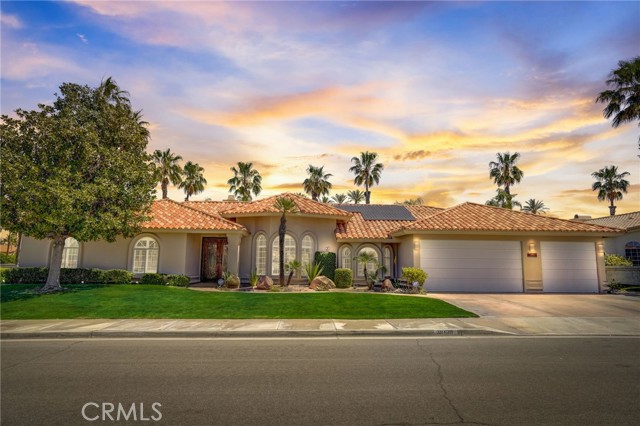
[[609, 199, 616, 216], [162, 181, 168, 199], [287, 270, 294, 286], [279, 215, 286, 286], [5, 232, 11, 255], [41, 235, 65, 293], [14, 232, 22, 266]]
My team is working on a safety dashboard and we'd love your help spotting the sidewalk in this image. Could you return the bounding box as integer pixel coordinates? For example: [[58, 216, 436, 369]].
[[2, 315, 639, 339]]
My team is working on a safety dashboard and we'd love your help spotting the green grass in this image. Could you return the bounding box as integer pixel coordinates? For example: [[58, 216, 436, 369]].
[[0, 284, 476, 319]]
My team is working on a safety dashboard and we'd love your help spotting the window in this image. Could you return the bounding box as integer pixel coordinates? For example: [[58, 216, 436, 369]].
[[356, 247, 379, 278], [383, 246, 392, 277], [301, 235, 315, 277], [133, 237, 159, 273], [255, 234, 267, 275], [272, 235, 296, 275], [61, 237, 79, 269], [625, 241, 640, 266], [340, 246, 352, 270]]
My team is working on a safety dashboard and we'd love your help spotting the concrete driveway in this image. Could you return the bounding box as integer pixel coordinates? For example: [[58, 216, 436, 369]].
[[429, 293, 640, 318]]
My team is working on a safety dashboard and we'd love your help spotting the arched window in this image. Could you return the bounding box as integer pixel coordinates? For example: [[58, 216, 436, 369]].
[[132, 237, 159, 273], [301, 235, 315, 277], [340, 246, 352, 270], [272, 235, 296, 276], [383, 246, 392, 278], [356, 246, 379, 278], [255, 234, 267, 275], [625, 241, 640, 266], [61, 237, 79, 269]]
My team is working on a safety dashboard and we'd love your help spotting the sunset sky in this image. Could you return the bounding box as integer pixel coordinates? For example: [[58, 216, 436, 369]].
[[2, 1, 639, 218]]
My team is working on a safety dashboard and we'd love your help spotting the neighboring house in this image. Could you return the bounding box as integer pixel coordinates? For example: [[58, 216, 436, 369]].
[[583, 212, 640, 266], [19, 193, 622, 293]]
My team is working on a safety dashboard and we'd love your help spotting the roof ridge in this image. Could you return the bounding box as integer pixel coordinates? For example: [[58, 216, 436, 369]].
[[588, 211, 640, 220], [174, 200, 245, 229]]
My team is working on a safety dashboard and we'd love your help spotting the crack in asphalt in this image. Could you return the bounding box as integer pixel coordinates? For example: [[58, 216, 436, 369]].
[[2, 340, 82, 369]]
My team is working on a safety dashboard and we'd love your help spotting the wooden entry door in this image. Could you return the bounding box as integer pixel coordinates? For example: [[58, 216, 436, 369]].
[[201, 237, 228, 281]]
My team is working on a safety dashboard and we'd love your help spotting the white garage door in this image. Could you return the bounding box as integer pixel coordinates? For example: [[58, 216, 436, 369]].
[[420, 240, 523, 292], [541, 242, 598, 293]]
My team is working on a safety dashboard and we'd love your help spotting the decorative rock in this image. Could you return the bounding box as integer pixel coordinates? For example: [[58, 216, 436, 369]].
[[382, 278, 394, 292], [256, 275, 273, 290], [309, 276, 336, 291]]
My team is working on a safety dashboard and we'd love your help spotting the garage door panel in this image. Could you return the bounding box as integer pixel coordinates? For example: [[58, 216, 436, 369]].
[[426, 267, 523, 280], [421, 258, 522, 270], [541, 242, 598, 293], [421, 248, 521, 261], [426, 278, 522, 292]]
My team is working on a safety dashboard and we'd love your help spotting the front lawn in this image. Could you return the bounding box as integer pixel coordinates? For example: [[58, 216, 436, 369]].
[[0, 284, 476, 319]]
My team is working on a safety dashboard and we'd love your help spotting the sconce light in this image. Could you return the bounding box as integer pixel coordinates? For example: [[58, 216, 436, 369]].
[[413, 240, 420, 250], [597, 242, 605, 255], [527, 241, 537, 257]]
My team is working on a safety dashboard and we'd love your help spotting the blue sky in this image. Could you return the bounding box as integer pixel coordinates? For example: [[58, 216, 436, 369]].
[[1, 0, 639, 217]]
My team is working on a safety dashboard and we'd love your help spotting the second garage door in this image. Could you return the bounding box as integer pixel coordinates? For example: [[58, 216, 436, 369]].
[[420, 240, 524, 292], [540, 242, 599, 293]]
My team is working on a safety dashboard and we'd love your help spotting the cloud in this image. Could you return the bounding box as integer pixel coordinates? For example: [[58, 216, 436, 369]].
[[1, 41, 81, 80], [0, 13, 22, 29], [76, 33, 88, 44], [393, 150, 432, 161]]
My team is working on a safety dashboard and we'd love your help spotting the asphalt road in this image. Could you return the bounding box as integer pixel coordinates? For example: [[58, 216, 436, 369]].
[[2, 337, 639, 426]]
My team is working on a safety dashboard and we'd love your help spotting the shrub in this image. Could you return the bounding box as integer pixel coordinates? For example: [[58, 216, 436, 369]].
[[0, 253, 16, 264], [166, 274, 190, 287], [314, 251, 336, 281], [59, 268, 103, 284], [401, 267, 428, 291], [334, 268, 352, 288], [101, 269, 133, 284], [225, 274, 240, 288], [139, 273, 166, 285], [2, 267, 48, 284], [303, 262, 324, 284], [605, 254, 633, 267]]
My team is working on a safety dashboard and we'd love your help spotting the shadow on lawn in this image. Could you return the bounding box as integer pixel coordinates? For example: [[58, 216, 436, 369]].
[[0, 284, 101, 303]]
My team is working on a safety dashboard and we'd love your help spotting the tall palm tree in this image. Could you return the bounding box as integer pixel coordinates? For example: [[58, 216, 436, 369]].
[[591, 165, 631, 216], [489, 152, 524, 195], [331, 193, 348, 204], [152, 148, 183, 199], [227, 162, 262, 201], [303, 165, 332, 201], [274, 197, 299, 285], [522, 199, 549, 214], [596, 56, 640, 148], [485, 189, 521, 210], [349, 151, 384, 204], [347, 189, 365, 204], [179, 161, 207, 201]]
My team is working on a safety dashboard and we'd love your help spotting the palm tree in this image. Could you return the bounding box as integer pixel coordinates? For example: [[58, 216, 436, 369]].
[[152, 148, 183, 199], [489, 152, 524, 195], [227, 162, 262, 201], [179, 161, 207, 201], [347, 189, 365, 204], [356, 251, 379, 290], [349, 151, 384, 204], [320, 195, 331, 203], [396, 197, 424, 205], [596, 56, 640, 148], [485, 189, 521, 210], [285, 259, 301, 287], [331, 193, 348, 204], [274, 197, 299, 285], [522, 199, 549, 214], [303, 165, 332, 201], [591, 165, 631, 216]]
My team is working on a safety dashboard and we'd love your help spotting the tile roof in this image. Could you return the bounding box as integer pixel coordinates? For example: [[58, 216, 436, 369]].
[[584, 211, 640, 231], [336, 204, 417, 220], [221, 193, 352, 218], [183, 200, 247, 215], [143, 199, 246, 231], [393, 202, 624, 234]]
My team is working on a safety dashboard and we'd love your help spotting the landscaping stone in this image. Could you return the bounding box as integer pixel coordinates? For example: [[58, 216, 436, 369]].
[[382, 279, 394, 292], [256, 275, 273, 290], [309, 276, 336, 291]]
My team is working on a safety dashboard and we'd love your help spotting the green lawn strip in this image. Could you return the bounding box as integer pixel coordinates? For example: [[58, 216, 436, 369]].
[[0, 284, 476, 319]]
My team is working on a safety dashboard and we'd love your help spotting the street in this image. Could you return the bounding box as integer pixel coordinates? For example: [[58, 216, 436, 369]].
[[2, 337, 639, 426]]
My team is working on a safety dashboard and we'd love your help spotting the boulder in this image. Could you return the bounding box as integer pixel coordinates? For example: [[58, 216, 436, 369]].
[[256, 275, 273, 290], [309, 276, 336, 291], [382, 278, 394, 292]]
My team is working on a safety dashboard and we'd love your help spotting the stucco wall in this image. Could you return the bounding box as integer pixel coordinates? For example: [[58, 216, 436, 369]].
[[603, 230, 640, 257]]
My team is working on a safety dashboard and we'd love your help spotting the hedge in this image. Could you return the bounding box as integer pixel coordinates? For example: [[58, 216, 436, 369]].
[[139, 273, 166, 285], [139, 272, 190, 286], [314, 251, 336, 281], [334, 268, 352, 288], [1, 267, 133, 284]]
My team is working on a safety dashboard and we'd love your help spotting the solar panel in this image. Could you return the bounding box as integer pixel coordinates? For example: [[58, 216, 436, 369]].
[[336, 205, 416, 221]]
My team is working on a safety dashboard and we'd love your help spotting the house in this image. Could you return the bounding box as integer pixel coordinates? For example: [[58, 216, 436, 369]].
[[583, 212, 640, 266], [18, 193, 622, 293]]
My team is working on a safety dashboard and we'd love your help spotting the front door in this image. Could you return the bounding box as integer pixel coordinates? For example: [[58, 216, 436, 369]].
[[201, 237, 228, 281]]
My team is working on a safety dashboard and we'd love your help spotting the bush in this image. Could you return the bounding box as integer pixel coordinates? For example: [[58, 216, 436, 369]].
[[314, 251, 336, 281], [605, 254, 633, 267], [139, 273, 166, 285], [166, 274, 190, 287], [2, 267, 48, 284], [224, 274, 240, 289], [334, 268, 352, 288], [101, 269, 133, 284], [401, 267, 428, 291], [303, 262, 324, 284], [1, 267, 134, 284], [59, 268, 103, 284], [1, 253, 16, 264]]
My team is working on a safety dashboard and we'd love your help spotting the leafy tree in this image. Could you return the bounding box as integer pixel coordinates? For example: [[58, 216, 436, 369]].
[[591, 165, 630, 216], [521, 199, 549, 214], [331, 193, 348, 204], [0, 78, 156, 292], [152, 148, 183, 199], [596, 56, 640, 148], [273, 197, 299, 285], [347, 189, 365, 204], [303, 165, 333, 201], [179, 161, 207, 201], [227, 162, 262, 201], [489, 152, 524, 196], [485, 189, 522, 210], [349, 151, 384, 204]]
